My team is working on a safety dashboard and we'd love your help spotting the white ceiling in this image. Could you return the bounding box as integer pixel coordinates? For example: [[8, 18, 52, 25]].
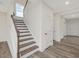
[[0, 0, 11, 6], [44, 0, 79, 19], [0, 0, 12, 12], [0, 0, 79, 19]]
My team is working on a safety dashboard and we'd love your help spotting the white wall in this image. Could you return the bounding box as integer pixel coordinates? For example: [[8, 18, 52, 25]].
[[54, 14, 66, 41], [24, 0, 53, 52], [0, 11, 17, 58], [0, 12, 9, 42], [0, 0, 14, 14], [24, 0, 42, 47], [0, 0, 17, 57], [40, 2, 53, 51], [67, 19, 79, 36]]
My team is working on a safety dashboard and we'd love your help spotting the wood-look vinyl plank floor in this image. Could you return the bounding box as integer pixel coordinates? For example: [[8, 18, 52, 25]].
[[0, 41, 12, 58]]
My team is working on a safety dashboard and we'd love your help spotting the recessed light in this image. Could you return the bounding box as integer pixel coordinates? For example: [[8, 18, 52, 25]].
[[65, 1, 69, 5]]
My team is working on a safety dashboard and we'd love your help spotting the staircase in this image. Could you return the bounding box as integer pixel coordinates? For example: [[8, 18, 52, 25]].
[[29, 36, 79, 58], [11, 16, 39, 58]]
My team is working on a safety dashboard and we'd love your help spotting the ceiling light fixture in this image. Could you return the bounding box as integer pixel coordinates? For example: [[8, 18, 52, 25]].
[[65, 1, 69, 5]]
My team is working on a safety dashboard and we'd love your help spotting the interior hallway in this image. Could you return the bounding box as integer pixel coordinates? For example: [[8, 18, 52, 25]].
[[0, 0, 79, 58]]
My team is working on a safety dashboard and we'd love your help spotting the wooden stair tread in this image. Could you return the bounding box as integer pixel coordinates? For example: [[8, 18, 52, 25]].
[[19, 41, 36, 48], [19, 37, 34, 42], [20, 45, 38, 56]]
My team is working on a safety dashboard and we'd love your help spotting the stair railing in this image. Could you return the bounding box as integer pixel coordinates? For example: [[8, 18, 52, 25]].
[[24, 0, 28, 11]]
